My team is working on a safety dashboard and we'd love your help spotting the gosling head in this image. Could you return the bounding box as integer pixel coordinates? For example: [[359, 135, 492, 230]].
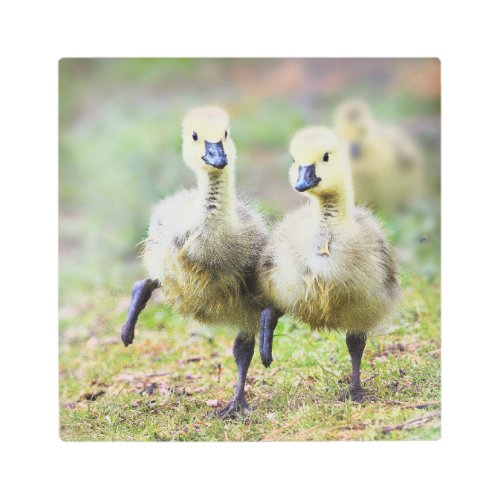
[[333, 99, 375, 159], [182, 106, 237, 172], [289, 126, 353, 204]]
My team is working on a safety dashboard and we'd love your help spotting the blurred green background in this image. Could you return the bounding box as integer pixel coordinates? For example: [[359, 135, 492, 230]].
[[59, 58, 440, 303], [59, 58, 441, 441]]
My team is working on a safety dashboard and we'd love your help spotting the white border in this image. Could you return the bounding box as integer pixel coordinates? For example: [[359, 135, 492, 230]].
[[2, 1, 499, 498]]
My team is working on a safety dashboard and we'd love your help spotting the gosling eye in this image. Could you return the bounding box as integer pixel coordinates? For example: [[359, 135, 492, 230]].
[[225, 130, 228, 139], [192, 131, 198, 141], [323, 152, 329, 162]]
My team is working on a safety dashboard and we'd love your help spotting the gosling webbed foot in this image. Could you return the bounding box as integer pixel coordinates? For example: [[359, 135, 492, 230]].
[[260, 349, 273, 369], [218, 333, 255, 419], [121, 325, 134, 347], [121, 278, 160, 347], [337, 385, 367, 403], [217, 396, 251, 419], [349, 385, 366, 403], [259, 308, 283, 368], [343, 331, 368, 402]]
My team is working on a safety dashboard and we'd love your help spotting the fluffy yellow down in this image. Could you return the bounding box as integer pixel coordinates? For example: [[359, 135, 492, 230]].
[[142, 106, 268, 336], [259, 126, 400, 334]]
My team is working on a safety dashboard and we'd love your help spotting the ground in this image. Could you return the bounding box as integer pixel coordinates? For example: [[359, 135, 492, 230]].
[[59, 271, 440, 441]]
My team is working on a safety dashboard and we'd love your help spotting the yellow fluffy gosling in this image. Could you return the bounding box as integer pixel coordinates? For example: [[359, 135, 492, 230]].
[[121, 106, 268, 417], [258, 126, 400, 401], [333, 98, 424, 212]]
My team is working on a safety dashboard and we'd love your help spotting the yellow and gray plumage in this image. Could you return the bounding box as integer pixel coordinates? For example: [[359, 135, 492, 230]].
[[258, 126, 400, 401], [142, 106, 268, 333], [125, 106, 268, 417]]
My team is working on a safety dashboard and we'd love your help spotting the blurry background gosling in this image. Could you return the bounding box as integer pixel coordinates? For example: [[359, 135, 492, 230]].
[[333, 98, 425, 213]]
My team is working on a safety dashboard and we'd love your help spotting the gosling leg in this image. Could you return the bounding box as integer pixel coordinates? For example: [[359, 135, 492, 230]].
[[121, 278, 160, 347], [218, 332, 255, 419], [259, 307, 283, 368], [346, 332, 367, 402]]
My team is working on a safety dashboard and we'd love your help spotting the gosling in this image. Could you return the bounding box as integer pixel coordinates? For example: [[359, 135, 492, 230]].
[[258, 126, 400, 402], [121, 106, 268, 417], [333, 98, 424, 212]]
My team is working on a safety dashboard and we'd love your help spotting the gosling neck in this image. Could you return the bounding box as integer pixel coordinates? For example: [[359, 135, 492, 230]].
[[311, 189, 354, 229], [196, 165, 236, 224]]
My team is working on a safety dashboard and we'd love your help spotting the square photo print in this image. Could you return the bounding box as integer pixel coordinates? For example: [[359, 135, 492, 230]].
[[59, 58, 440, 441]]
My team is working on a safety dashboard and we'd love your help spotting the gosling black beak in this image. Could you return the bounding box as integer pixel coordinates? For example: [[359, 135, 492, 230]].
[[202, 140, 228, 169], [295, 164, 321, 192], [350, 142, 362, 159]]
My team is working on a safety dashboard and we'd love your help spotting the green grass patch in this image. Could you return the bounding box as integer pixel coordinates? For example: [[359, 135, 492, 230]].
[[59, 272, 440, 441]]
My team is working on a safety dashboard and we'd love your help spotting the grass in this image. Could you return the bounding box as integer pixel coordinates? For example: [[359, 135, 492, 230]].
[[59, 271, 440, 441]]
